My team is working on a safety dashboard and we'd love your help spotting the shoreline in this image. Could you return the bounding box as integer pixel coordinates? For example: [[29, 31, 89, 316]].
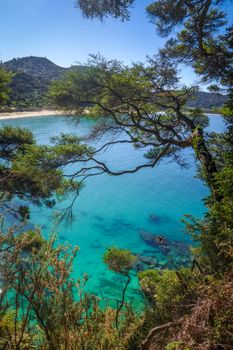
[[0, 110, 63, 120], [0, 109, 221, 121]]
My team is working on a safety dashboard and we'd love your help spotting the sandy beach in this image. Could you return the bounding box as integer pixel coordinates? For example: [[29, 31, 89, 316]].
[[0, 110, 63, 120]]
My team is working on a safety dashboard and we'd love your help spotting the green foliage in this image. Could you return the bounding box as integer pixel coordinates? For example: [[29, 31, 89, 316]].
[[3, 56, 66, 80], [2, 56, 87, 109], [76, 0, 134, 21], [0, 67, 13, 107], [104, 247, 136, 275], [184, 127, 233, 274], [50, 54, 223, 195], [138, 269, 160, 298], [16, 230, 45, 252], [76, 0, 233, 90], [0, 125, 34, 159], [104, 247, 136, 329], [147, 1, 233, 88], [0, 230, 141, 349], [17, 205, 30, 220], [0, 125, 92, 216], [1, 55, 226, 111], [8, 71, 49, 108], [154, 270, 188, 305], [165, 342, 191, 350], [138, 269, 200, 322]]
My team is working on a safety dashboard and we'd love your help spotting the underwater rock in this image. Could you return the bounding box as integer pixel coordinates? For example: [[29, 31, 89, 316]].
[[90, 241, 102, 249], [138, 255, 158, 267], [149, 214, 174, 225], [93, 222, 116, 235], [94, 215, 103, 221], [93, 217, 135, 238], [149, 213, 160, 223], [139, 230, 168, 247], [80, 210, 88, 216], [114, 219, 133, 229], [159, 259, 168, 267], [134, 230, 191, 271], [139, 230, 191, 265], [98, 277, 123, 290], [133, 261, 144, 272], [132, 253, 158, 272], [142, 249, 158, 255], [139, 230, 156, 246], [59, 235, 67, 241]]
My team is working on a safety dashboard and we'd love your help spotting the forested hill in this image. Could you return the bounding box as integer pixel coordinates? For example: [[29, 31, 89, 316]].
[[2, 56, 227, 110], [187, 91, 227, 110], [3, 56, 67, 80], [2, 56, 80, 109]]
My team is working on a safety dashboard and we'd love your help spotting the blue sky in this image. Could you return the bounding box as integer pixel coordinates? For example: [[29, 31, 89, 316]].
[[0, 0, 232, 85], [0, 0, 164, 65]]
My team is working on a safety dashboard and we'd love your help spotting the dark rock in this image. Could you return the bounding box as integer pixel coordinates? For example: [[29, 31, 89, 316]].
[[59, 235, 66, 241], [149, 213, 160, 223], [132, 253, 158, 272], [92, 222, 116, 235], [139, 230, 168, 247], [90, 242, 102, 249], [80, 210, 88, 216], [142, 249, 158, 255], [90, 239, 102, 249], [138, 255, 158, 267], [94, 215, 103, 221], [112, 218, 134, 230], [133, 261, 144, 272]]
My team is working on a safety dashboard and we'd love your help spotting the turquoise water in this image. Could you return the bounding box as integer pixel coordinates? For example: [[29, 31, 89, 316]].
[[0, 114, 225, 306]]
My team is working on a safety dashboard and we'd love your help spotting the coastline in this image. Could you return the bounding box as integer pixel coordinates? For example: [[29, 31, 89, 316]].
[[0, 109, 220, 121], [0, 110, 63, 120]]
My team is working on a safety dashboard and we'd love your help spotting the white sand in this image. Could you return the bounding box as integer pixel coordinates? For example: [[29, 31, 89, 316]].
[[0, 110, 63, 120]]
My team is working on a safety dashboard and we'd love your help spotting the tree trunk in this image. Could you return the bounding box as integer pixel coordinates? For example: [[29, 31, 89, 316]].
[[192, 126, 220, 198]]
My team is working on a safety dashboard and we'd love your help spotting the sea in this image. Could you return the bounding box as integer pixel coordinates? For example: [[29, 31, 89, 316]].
[[0, 114, 225, 308]]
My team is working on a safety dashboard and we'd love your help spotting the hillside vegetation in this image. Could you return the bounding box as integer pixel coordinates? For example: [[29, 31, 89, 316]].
[[1, 56, 227, 110], [1, 56, 82, 109]]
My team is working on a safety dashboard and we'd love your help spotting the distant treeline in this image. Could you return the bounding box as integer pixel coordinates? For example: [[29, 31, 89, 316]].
[[1, 56, 227, 110]]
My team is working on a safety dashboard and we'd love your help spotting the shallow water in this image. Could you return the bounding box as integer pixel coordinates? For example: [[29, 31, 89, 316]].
[[0, 114, 225, 307]]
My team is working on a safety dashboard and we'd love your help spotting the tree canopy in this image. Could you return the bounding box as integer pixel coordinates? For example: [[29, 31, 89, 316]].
[[0, 125, 93, 218], [0, 67, 13, 107], [49, 0, 233, 202], [77, 0, 233, 88], [50, 54, 220, 196], [76, 0, 134, 21]]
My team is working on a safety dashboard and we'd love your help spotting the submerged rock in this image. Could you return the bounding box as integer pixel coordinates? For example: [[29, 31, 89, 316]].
[[142, 249, 158, 255], [149, 213, 160, 223], [90, 241, 102, 249], [139, 229, 191, 265], [139, 230, 168, 247], [80, 210, 88, 216], [132, 253, 158, 272], [138, 255, 158, 267], [93, 215, 103, 221], [59, 235, 67, 241]]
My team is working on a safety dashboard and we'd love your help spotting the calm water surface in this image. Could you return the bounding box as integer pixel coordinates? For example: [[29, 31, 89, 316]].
[[0, 114, 225, 305]]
